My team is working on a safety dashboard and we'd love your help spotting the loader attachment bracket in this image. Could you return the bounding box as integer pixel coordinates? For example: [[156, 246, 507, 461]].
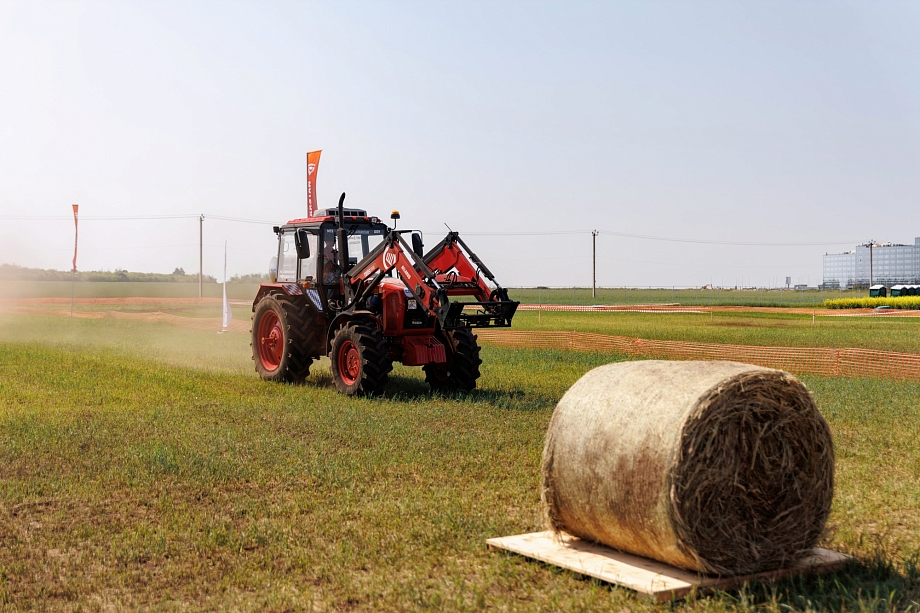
[[436, 299, 519, 330]]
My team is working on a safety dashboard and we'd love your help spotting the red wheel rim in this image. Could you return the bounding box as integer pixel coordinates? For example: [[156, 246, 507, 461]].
[[337, 340, 361, 385], [257, 309, 284, 370]]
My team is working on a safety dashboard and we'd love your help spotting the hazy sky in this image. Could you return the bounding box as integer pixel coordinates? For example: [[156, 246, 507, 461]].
[[1, 1, 918, 287]]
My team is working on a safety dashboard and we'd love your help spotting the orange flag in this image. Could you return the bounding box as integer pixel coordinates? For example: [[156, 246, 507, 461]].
[[72, 204, 79, 272], [307, 150, 322, 216]]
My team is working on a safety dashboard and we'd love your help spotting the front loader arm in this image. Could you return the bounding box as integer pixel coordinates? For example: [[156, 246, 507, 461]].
[[345, 229, 517, 330], [347, 230, 443, 316], [421, 231, 519, 328], [424, 231, 513, 301]]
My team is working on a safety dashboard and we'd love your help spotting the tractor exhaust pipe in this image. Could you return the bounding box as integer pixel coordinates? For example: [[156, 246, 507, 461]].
[[337, 192, 350, 275]]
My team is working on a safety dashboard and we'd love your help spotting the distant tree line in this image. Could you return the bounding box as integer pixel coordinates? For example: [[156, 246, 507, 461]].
[[0, 264, 272, 283], [0, 264, 221, 283], [228, 272, 271, 283]]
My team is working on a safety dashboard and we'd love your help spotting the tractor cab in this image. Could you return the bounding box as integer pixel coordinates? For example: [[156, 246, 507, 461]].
[[270, 208, 415, 312], [272, 208, 424, 283]]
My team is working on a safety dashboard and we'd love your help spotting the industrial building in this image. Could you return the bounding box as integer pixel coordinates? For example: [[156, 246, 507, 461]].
[[823, 238, 920, 289]]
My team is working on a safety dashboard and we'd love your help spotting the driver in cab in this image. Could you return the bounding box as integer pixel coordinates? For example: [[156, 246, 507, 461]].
[[323, 240, 341, 286]]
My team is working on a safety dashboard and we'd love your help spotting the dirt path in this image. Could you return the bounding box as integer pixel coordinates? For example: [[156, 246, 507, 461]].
[[0, 297, 224, 306], [4, 298, 920, 334], [0, 305, 250, 333]]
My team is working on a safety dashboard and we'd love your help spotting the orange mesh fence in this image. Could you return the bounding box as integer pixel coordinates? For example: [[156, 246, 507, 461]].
[[475, 330, 920, 381], [517, 304, 706, 313]]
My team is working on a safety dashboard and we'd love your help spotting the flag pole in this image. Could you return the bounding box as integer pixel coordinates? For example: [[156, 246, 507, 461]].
[[220, 240, 233, 333], [71, 204, 79, 318]]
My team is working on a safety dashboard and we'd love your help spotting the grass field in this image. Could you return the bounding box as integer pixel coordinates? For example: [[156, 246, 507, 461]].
[[2, 312, 920, 611], [513, 310, 920, 354], [9, 303, 920, 355], [1, 281, 867, 308], [509, 287, 864, 308], [0, 281, 261, 301]]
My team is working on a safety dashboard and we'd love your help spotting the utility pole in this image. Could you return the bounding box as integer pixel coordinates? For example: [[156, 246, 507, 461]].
[[592, 230, 598, 298], [199, 214, 204, 298], [863, 239, 875, 288], [869, 240, 874, 288]]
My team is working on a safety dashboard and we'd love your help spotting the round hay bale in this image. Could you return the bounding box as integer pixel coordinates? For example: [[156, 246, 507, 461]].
[[541, 360, 834, 575]]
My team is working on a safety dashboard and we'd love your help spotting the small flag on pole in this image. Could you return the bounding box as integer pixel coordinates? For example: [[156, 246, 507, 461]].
[[220, 241, 233, 333]]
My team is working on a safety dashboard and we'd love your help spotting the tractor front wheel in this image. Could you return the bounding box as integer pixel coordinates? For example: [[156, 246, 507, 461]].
[[251, 294, 314, 383], [330, 322, 392, 396], [424, 327, 482, 392]]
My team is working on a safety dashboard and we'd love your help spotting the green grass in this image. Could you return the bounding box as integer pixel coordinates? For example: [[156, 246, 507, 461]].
[[12, 303, 920, 361], [2, 314, 920, 610], [0, 314, 255, 374], [508, 287, 866, 308], [512, 310, 920, 354], [3, 281, 867, 307], [825, 297, 920, 310]]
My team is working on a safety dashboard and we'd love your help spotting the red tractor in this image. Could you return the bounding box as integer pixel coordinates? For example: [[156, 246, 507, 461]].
[[251, 194, 519, 395]]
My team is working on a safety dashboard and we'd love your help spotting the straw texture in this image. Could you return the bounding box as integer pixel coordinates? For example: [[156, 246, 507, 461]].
[[541, 360, 834, 575]]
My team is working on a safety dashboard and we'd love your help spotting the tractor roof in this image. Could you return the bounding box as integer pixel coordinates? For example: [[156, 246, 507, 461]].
[[285, 208, 379, 226]]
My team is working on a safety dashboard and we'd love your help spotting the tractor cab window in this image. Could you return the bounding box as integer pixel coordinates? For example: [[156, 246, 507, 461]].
[[277, 231, 297, 282], [321, 232, 341, 285], [323, 228, 362, 269], [347, 235, 363, 265], [322, 226, 387, 261], [366, 232, 385, 254], [298, 232, 318, 283], [354, 226, 388, 258]]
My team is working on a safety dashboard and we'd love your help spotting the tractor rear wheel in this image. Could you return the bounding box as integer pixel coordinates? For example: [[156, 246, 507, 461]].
[[251, 294, 315, 383], [424, 327, 482, 392], [330, 322, 392, 396]]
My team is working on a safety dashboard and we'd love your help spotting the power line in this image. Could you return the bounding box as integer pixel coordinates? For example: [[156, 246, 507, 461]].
[[0, 213, 274, 224], [0, 214, 197, 221], [458, 230, 587, 236], [457, 229, 858, 246], [2, 214, 860, 245], [206, 215, 275, 225], [595, 229, 859, 247]]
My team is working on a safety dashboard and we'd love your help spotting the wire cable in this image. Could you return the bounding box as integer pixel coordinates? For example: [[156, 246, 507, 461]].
[[1, 215, 859, 245], [596, 229, 859, 247], [0, 213, 275, 224], [443, 228, 859, 246]]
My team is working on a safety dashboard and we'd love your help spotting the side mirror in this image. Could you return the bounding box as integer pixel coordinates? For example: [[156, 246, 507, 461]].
[[411, 232, 424, 258], [295, 229, 311, 259]]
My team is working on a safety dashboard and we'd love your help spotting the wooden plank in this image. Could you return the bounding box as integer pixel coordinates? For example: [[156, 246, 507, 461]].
[[486, 531, 850, 602]]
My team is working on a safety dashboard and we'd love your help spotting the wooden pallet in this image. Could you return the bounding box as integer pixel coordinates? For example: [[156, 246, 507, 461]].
[[487, 531, 850, 602]]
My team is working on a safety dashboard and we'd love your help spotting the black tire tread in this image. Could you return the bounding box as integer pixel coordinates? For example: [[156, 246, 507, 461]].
[[424, 327, 482, 392], [330, 322, 392, 396], [251, 293, 318, 384]]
